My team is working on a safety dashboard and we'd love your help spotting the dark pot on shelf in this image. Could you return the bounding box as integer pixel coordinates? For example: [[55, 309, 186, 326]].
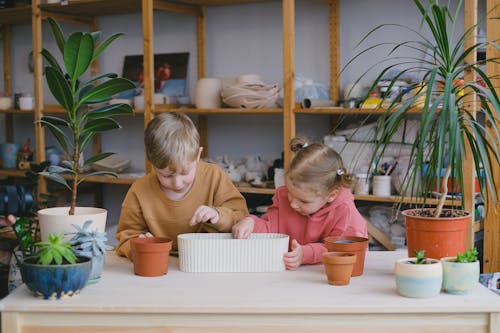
[[323, 236, 368, 276]]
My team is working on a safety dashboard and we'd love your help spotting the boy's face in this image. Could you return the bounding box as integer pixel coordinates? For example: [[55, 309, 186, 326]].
[[154, 148, 202, 197]]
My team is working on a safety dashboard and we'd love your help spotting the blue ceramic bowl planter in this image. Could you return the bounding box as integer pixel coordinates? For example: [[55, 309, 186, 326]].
[[19, 256, 91, 300]]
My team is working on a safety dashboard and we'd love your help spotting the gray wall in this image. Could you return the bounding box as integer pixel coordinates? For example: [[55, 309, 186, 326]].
[[1, 0, 483, 237]]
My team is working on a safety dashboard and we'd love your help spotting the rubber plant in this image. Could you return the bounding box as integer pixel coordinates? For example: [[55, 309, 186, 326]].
[[347, 0, 500, 216], [39, 17, 135, 215]]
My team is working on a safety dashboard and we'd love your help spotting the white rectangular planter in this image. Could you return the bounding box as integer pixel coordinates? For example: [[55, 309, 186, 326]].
[[178, 233, 289, 272]]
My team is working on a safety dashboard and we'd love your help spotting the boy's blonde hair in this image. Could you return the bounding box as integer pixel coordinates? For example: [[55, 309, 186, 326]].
[[286, 137, 353, 195], [144, 113, 200, 170]]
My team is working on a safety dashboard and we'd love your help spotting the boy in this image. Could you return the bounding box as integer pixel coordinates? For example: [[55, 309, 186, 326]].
[[116, 112, 248, 259]]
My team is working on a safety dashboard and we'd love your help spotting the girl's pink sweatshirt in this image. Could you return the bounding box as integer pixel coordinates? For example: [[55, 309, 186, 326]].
[[251, 186, 368, 265]]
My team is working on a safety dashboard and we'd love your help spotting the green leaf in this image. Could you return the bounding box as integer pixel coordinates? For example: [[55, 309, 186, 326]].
[[83, 118, 120, 134], [46, 17, 65, 55], [84, 152, 114, 166], [92, 32, 124, 61], [64, 32, 94, 83], [39, 172, 71, 190], [41, 49, 64, 74], [79, 78, 136, 104], [45, 67, 74, 112], [39, 117, 70, 154], [79, 72, 118, 91], [86, 103, 133, 120]]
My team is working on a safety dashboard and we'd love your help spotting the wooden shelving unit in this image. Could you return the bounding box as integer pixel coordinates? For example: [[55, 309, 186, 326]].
[[1, 0, 498, 269]]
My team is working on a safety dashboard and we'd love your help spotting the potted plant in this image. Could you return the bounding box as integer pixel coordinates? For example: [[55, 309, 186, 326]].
[[395, 250, 443, 298], [37, 17, 135, 240], [321, 251, 357, 286], [66, 220, 113, 284], [441, 248, 480, 294], [12, 221, 91, 300], [349, 0, 500, 259]]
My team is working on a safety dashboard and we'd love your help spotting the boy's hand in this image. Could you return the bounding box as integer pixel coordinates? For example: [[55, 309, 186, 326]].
[[138, 232, 153, 238], [283, 239, 303, 270], [232, 217, 254, 239], [190, 205, 219, 226], [0, 215, 16, 227]]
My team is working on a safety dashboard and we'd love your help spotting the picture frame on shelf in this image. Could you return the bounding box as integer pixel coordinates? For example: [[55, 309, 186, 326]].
[[121, 52, 190, 103]]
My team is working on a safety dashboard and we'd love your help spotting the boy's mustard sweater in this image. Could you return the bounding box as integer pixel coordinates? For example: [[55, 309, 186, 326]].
[[115, 161, 248, 259]]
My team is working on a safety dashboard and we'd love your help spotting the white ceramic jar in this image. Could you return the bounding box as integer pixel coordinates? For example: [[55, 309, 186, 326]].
[[194, 78, 222, 109]]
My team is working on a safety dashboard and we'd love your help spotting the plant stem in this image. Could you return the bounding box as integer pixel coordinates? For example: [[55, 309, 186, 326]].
[[434, 165, 451, 217]]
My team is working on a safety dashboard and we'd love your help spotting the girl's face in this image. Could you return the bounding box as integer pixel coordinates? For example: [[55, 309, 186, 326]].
[[285, 179, 338, 216]]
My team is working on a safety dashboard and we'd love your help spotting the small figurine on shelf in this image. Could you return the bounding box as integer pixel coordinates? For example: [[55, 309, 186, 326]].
[[16, 138, 33, 170]]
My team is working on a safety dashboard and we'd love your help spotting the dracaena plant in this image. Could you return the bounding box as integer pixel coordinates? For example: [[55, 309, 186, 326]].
[[39, 17, 135, 215], [346, 0, 500, 217]]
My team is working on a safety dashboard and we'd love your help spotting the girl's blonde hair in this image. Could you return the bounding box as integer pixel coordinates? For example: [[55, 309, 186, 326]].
[[144, 113, 199, 170], [286, 137, 353, 195]]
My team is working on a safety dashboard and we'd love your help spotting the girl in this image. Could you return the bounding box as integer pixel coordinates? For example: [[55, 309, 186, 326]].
[[232, 137, 368, 270]]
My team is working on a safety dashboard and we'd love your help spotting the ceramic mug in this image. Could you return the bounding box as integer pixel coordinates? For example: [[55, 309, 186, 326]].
[[19, 96, 34, 110]]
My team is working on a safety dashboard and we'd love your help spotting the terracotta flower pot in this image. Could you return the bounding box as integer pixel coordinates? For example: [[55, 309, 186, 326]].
[[403, 209, 470, 259], [323, 236, 368, 276], [130, 237, 172, 277], [322, 252, 357, 285]]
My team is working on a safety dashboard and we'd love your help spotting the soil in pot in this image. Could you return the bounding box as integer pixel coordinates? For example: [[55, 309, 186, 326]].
[[323, 236, 368, 276], [322, 252, 357, 285], [130, 237, 172, 277]]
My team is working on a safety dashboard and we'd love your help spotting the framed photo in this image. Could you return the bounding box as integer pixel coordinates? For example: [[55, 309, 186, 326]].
[[122, 52, 190, 100]]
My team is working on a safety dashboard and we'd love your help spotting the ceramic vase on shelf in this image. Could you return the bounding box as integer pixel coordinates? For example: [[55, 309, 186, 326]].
[[194, 78, 222, 109], [322, 252, 357, 285], [323, 236, 369, 276], [130, 237, 173, 277]]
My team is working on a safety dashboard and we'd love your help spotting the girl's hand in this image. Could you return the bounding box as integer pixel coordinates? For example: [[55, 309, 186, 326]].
[[190, 205, 219, 226], [232, 217, 255, 239], [283, 239, 303, 270]]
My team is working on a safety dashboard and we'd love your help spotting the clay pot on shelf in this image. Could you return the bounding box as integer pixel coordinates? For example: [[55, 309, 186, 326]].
[[130, 237, 173, 277], [323, 236, 369, 276], [322, 252, 357, 286]]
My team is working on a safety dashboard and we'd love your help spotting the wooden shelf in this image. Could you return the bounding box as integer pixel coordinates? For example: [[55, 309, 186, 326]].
[[236, 185, 275, 195], [354, 194, 461, 206], [0, 169, 26, 178], [294, 106, 426, 115], [0, 109, 34, 114], [0, 5, 32, 25], [155, 107, 283, 114]]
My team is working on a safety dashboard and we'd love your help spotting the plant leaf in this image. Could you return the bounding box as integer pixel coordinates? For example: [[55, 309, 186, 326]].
[[64, 32, 94, 84], [45, 67, 73, 112]]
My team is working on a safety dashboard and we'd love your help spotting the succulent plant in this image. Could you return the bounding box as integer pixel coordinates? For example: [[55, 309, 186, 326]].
[[35, 233, 77, 265], [66, 220, 112, 258]]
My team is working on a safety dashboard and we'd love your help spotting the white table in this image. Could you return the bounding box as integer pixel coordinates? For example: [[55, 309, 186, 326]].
[[1, 251, 499, 333]]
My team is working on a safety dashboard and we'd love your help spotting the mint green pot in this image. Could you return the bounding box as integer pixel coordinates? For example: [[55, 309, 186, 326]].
[[441, 257, 479, 295]]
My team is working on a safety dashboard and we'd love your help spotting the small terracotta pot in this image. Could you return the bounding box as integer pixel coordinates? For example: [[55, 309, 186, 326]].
[[130, 237, 172, 277], [322, 252, 357, 285], [323, 236, 368, 276]]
